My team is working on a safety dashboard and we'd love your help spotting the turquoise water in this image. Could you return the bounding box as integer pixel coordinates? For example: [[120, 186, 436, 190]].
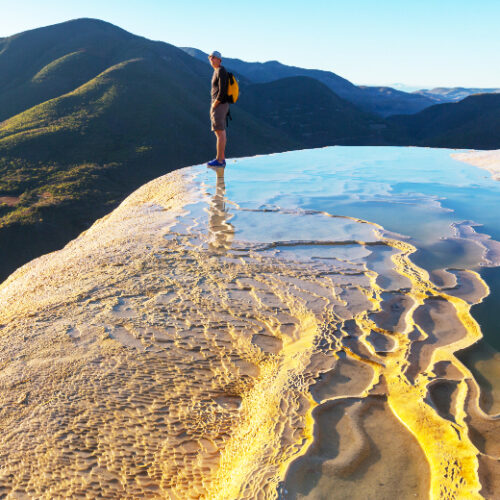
[[217, 146, 500, 349]]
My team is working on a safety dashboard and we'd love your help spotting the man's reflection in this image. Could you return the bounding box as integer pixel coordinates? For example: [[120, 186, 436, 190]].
[[208, 166, 235, 253]]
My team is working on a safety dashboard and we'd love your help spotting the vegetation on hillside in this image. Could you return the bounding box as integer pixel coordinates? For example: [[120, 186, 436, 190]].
[[386, 93, 500, 149], [238, 77, 388, 147]]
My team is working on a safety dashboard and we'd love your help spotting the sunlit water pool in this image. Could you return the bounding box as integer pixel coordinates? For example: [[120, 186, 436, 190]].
[[224, 146, 500, 347]]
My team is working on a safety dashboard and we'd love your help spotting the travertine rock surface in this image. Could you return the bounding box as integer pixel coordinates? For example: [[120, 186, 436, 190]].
[[1, 148, 499, 499]]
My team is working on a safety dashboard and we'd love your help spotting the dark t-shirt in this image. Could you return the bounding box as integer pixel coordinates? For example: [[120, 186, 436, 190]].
[[211, 66, 229, 104]]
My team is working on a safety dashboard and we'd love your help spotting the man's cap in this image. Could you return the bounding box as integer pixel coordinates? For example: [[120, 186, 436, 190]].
[[208, 50, 222, 59]]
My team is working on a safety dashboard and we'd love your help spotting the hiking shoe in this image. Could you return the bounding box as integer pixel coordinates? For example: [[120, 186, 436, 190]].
[[207, 159, 226, 167]]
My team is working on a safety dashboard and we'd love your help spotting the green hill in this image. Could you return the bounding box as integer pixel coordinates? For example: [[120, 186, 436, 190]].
[[0, 19, 294, 281], [0, 19, 134, 120], [386, 93, 500, 149], [238, 76, 388, 147]]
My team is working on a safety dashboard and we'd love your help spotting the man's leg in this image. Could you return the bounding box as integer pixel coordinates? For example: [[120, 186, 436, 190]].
[[214, 130, 226, 162]]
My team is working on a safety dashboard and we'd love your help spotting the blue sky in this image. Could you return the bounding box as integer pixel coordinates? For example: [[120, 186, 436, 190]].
[[1, 0, 499, 88]]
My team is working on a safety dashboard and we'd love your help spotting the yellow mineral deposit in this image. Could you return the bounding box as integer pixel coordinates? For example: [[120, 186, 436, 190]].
[[0, 162, 498, 499]]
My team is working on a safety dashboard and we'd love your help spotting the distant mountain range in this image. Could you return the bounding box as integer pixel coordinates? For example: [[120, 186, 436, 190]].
[[0, 18, 499, 281], [181, 47, 436, 117], [386, 83, 426, 93], [413, 87, 500, 103], [183, 48, 500, 114]]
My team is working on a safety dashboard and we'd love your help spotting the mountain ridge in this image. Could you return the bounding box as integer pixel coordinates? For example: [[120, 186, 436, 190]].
[[386, 93, 500, 149], [181, 46, 436, 117], [413, 87, 500, 103], [238, 76, 387, 147]]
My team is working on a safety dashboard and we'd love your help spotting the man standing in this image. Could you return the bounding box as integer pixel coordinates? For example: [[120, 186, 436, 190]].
[[207, 51, 229, 167]]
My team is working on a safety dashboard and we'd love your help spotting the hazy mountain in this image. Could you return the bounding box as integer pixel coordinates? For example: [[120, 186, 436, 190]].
[[355, 85, 435, 116], [386, 93, 500, 149], [181, 47, 435, 117], [386, 83, 427, 93], [413, 87, 500, 103]]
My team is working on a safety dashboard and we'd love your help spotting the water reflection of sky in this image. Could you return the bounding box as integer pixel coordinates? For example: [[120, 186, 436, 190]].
[[200, 146, 500, 349], [224, 147, 500, 245]]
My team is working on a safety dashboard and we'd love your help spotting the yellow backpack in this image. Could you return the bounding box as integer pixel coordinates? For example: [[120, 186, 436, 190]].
[[227, 72, 239, 103]]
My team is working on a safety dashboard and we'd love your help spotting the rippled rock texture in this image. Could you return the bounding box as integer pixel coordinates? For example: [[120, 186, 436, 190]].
[[0, 147, 499, 499]]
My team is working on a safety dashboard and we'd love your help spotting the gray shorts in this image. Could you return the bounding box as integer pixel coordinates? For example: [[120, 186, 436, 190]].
[[210, 102, 229, 131]]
